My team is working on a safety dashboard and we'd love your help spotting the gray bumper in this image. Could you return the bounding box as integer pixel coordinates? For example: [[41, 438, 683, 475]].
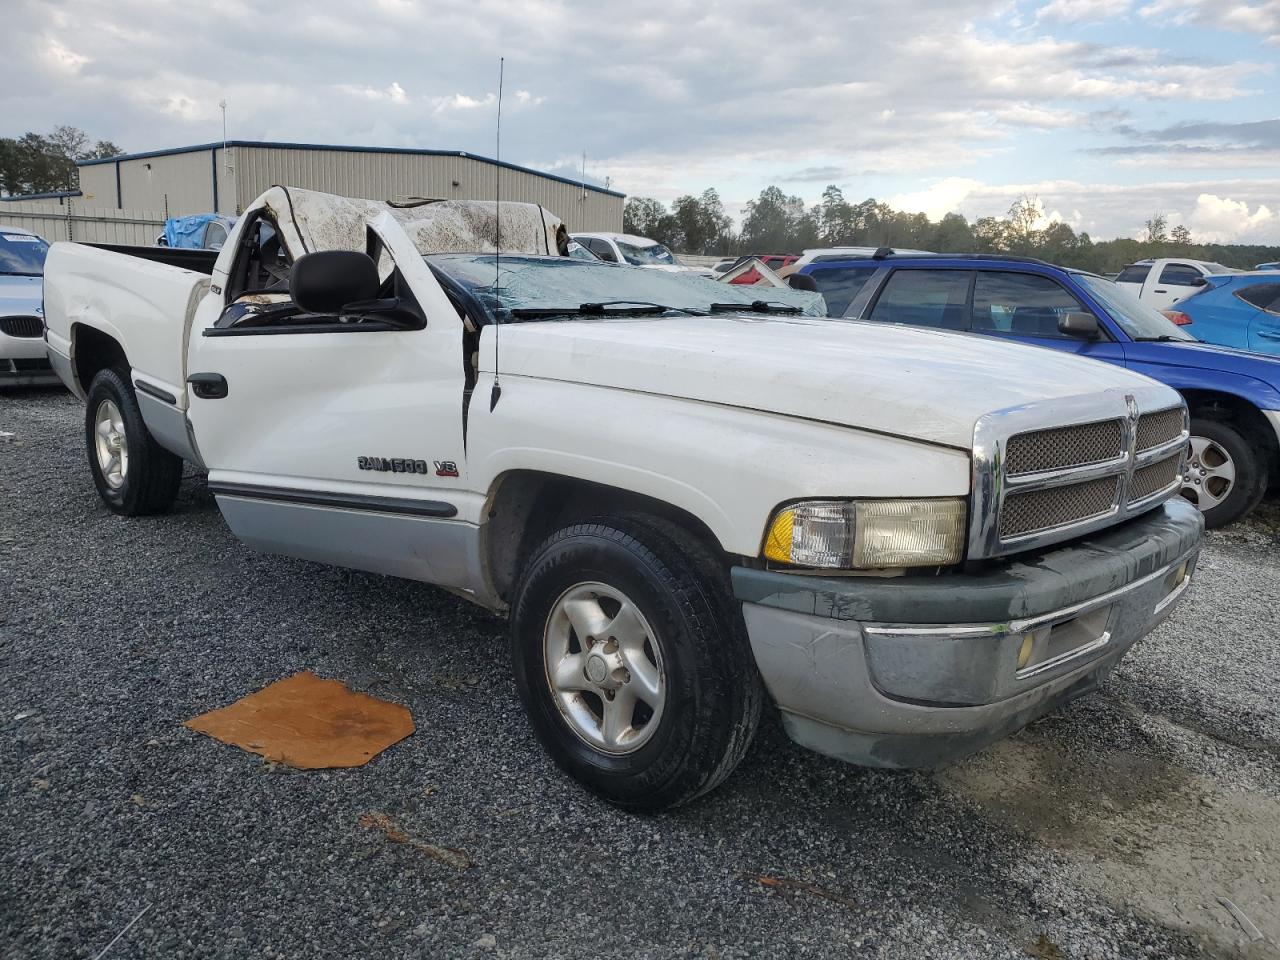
[[733, 498, 1204, 769]]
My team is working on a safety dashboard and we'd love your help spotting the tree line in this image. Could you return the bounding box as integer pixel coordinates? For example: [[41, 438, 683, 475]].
[[0, 126, 122, 196], [624, 186, 1280, 274]]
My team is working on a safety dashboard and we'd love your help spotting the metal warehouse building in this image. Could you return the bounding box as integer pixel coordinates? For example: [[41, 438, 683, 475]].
[[75, 140, 624, 232]]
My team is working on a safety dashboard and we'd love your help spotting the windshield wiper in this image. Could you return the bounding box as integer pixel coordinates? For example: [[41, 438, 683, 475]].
[[1133, 335, 1190, 342], [508, 300, 688, 319], [709, 300, 802, 315]]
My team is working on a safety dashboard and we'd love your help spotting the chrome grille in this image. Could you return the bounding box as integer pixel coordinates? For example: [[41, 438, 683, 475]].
[[1129, 453, 1181, 503], [1135, 408, 1184, 452], [0, 315, 43, 338], [971, 388, 1190, 560], [1000, 477, 1119, 539], [1005, 419, 1124, 475]]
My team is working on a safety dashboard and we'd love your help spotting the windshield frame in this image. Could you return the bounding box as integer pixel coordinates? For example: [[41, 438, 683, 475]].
[[1072, 272, 1197, 342], [0, 231, 50, 276]]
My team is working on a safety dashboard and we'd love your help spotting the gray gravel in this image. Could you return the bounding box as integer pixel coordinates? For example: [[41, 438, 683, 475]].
[[3, 386, 1278, 959]]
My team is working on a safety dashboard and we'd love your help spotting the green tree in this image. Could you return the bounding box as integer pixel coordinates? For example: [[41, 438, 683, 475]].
[[1170, 224, 1192, 245], [0, 126, 123, 195], [1144, 213, 1169, 244]]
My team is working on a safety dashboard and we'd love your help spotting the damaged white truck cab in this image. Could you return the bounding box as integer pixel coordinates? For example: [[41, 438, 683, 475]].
[[44, 186, 1202, 810]]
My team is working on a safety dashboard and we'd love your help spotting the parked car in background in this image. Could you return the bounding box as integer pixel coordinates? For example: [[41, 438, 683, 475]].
[[1164, 272, 1280, 357], [799, 253, 1280, 528], [1256, 261, 1280, 271], [1114, 258, 1237, 311], [713, 254, 798, 284], [570, 232, 714, 276], [41, 186, 1201, 809], [792, 246, 932, 272], [157, 213, 238, 250], [0, 225, 56, 386], [566, 239, 599, 261]]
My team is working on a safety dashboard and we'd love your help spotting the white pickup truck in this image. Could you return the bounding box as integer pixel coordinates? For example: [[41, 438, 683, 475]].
[[1115, 257, 1237, 311], [43, 187, 1203, 809]]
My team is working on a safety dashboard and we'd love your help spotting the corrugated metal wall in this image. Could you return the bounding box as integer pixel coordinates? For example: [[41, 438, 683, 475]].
[[78, 152, 221, 215], [230, 147, 621, 231], [0, 199, 165, 245]]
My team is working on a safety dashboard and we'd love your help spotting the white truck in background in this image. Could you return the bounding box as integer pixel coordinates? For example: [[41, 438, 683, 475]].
[[1115, 258, 1238, 311], [42, 186, 1201, 809]]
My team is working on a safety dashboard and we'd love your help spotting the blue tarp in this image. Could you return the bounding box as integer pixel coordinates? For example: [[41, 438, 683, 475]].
[[163, 214, 234, 249]]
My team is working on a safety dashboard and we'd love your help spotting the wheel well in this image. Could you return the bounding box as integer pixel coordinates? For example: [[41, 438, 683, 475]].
[[481, 471, 732, 605], [1182, 389, 1279, 482], [73, 325, 129, 394]]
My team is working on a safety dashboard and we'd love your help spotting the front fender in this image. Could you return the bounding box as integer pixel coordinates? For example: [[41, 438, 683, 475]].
[[467, 377, 972, 557]]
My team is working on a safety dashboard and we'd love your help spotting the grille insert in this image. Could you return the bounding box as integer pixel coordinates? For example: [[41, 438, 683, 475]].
[[1135, 407, 1184, 452], [1005, 419, 1124, 476], [1129, 453, 1181, 503], [0, 315, 43, 338], [1001, 477, 1119, 539]]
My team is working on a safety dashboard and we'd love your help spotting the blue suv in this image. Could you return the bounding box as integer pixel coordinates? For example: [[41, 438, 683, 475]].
[[797, 253, 1280, 528]]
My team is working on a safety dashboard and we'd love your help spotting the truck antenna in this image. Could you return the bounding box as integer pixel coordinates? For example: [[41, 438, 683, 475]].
[[490, 57, 505, 413]]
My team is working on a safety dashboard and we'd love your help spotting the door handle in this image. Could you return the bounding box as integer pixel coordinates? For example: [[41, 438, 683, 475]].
[[187, 372, 228, 399], [1257, 330, 1280, 341], [1153, 288, 1167, 294]]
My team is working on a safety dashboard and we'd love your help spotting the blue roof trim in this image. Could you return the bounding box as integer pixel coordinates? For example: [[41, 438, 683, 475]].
[[1, 190, 83, 202], [78, 140, 626, 198]]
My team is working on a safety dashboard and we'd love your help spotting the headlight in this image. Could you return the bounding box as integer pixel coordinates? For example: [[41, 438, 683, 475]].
[[763, 498, 967, 568]]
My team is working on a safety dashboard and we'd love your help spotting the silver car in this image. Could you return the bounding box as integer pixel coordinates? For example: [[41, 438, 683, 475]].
[[0, 226, 55, 386]]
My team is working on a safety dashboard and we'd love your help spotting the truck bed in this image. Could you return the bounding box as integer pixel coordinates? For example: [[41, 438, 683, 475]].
[[43, 241, 213, 406]]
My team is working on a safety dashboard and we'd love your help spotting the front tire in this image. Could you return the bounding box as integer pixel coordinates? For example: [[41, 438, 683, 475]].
[[510, 515, 761, 811], [84, 368, 182, 516], [1181, 416, 1266, 529]]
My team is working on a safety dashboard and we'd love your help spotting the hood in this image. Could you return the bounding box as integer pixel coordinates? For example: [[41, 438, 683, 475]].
[[0, 274, 43, 318], [491, 315, 1173, 449]]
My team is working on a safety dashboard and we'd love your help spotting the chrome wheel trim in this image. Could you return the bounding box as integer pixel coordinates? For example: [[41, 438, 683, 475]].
[[94, 399, 128, 490], [1181, 435, 1236, 512], [543, 581, 666, 756]]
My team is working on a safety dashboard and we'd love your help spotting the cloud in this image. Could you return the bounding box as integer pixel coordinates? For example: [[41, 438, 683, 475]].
[[1036, 0, 1132, 23], [0, 0, 1274, 242], [1186, 193, 1276, 241], [1138, 0, 1280, 44], [337, 82, 408, 104]]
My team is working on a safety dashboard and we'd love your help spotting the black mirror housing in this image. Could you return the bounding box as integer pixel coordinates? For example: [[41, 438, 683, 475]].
[[290, 250, 379, 315], [1058, 311, 1100, 340]]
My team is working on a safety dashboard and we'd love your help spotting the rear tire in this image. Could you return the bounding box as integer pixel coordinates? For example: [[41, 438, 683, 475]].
[[1182, 416, 1265, 529], [510, 514, 761, 811], [84, 368, 182, 516]]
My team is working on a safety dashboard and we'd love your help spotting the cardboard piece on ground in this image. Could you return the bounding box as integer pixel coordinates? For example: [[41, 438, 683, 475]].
[[185, 671, 414, 769]]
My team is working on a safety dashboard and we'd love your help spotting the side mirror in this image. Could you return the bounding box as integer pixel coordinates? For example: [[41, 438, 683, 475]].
[[1191, 276, 1208, 287], [1058, 311, 1100, 340], [289, 250, 378, 314]]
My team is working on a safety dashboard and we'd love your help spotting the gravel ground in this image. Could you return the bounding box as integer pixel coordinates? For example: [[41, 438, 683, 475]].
[[2, 386, 1278, 960]]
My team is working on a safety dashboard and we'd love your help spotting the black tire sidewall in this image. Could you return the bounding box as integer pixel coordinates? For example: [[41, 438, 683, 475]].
[[84, 368, 150, 515], [510, 524, 721, 807], [1187, 416, 1264, 529]]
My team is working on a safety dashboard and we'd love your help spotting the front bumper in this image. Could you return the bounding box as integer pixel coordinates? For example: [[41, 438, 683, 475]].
[[0, 331, 57, 385], [733, 498, 1203, 769]]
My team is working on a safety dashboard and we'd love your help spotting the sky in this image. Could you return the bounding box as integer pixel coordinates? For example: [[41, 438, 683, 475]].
[[2, 0, 1278, 243]]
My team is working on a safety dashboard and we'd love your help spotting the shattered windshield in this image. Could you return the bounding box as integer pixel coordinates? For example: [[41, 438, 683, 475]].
[[615, 240, 677, 266], [427, 254, 825, 322]]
